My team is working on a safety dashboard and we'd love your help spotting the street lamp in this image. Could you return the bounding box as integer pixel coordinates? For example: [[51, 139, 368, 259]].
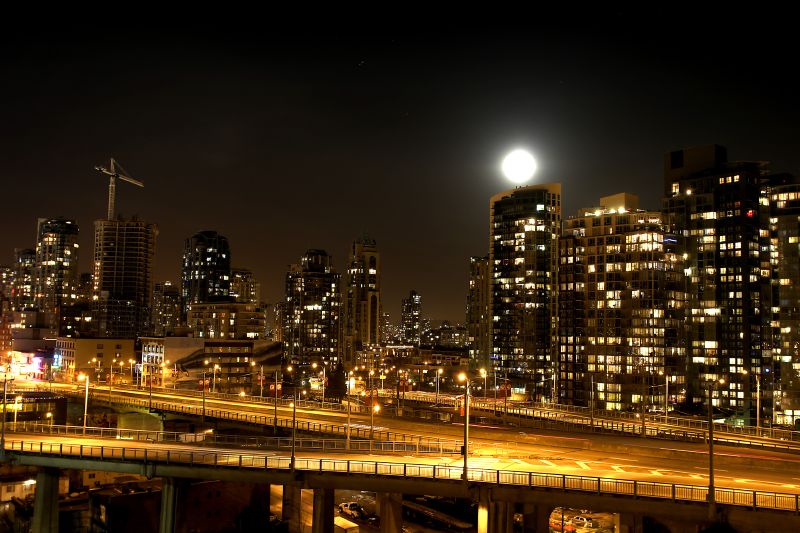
[[128, 359, 135, 384], [742, 369, 761, 430], [13, 396, 22, 428], [290, 391, 297, 472], [457, 372, 471, 482], [1, 373, 16, 451], [79, 373, 89, 435], [480, 368, 487, 398], [312, 362, 326, 403], [659, 371, 670, 424], [346, 372, 353, 449], [370, 402, 380, 441], [46, 412, 52, 428], [436, 368, 443, 405], [707, 377, 725, 521]]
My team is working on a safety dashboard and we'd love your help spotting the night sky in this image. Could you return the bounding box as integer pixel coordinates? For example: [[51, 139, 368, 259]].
[[2, 12, 797, 323]]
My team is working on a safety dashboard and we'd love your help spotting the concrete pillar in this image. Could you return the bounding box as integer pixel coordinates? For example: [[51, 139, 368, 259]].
[[477, 493, 489, 533], [490, 501, 513, 533], [32, 467, 60, 533], [520, 503, 549, 533], [312, 488, 334, 533], [618, 512, 642, 533], [159, 477, 185, 533], [282, 485, 303, 533], [376, 492, 403, 533]]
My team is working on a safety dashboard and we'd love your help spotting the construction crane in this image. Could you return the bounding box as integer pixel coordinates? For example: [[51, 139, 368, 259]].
[[94, 158, 144, 220]]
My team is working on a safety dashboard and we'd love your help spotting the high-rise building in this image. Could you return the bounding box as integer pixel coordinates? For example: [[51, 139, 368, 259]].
[[12, 248, 36, 312], [489, 183, 561, 400], [466, 256, 490, 368], [341, 237, 381, 367], [283, 250, 341, 367], [33, 217, 80, 324], [230, 267, 260, 304], [181, 231, 232, 314], [401, 290, 421, 346], [152, 281, 184, 336], [558, 193, 685, 411], [92, 217, 158, 338], [187, 301, 266, 340], [0, 265, 12, 303], [765, 174, 800, 426], [663, 145, 773, 421]]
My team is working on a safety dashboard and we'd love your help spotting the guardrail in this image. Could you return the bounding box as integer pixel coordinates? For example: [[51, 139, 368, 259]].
[[7, 422, 463, 454], [52, 388, 463, 450], [5, 437, 799, 514]]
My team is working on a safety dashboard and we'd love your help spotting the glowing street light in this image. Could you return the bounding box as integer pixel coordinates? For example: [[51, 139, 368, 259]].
[[707, 377, 725, 520], [13, 396, 22, 428], [46, 412, 52, 428], [290, 393, 297, 472], [79, 373, 89, 435], [457, 372, 471, 482]]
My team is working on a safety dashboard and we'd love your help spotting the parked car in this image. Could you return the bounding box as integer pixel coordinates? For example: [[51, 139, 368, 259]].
[[571, 513, 614, 532], [338, 501, 367, 520], [549, 507, 587, 532]]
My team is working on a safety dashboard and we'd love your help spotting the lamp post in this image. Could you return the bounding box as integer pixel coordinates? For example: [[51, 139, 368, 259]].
[[80, 373, 89, 435], [201, 371, 207, 422], [707, 377, 725, 521], [458, 372, 471, 482], [1, 373, 13, 451], [435, 368, 442, 405], [129, 359, 135, 384], [273, 369, 279, 435], [346, 373, 352, 450], [13, 396, 22, 428], [480, 368, 487, 398], [46, 412, 52, 428], [290, 390, 297, 472], [742, 369, 761, 431]]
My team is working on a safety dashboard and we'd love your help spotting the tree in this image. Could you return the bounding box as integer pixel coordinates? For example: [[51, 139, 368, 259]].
[[327, 362, 347, 402]]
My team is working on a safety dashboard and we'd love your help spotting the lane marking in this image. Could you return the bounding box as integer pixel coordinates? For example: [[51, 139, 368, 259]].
[[576, 462, 591, 470], [611, 466, 625, 472], [540, 460, 557, 467]]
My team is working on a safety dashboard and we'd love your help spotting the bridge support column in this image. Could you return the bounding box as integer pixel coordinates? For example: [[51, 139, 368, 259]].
[[477, 492, 489, 533], [312, 488, 334, 533], [282, 485, 303, 533], [618, 512, 642, 533], [32, 467, 60, 533], [376, 492, 403, 533], [489, 501, 513, 533], [520, 503, 549, 533], [159, 477, 185, 533]]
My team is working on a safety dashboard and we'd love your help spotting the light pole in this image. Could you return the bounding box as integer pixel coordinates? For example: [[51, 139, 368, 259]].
[[129, 359, 135, 384], [370, 402, 380, 441], [80, 373, 89, 435], [13, 396, 22, 428], [290, 390, 297, 472], [590, 375, 594, 429], [480, 368, 487, 398], [707, 377, 725, 521], [46, 412, 52, 428], [346, 372, 352, 449], [458, 372, 471, 482], [1, 373, 13, 451], [435, 368, 442, 405], [273, 369, 280, 435], [659, 371, 669, 424], [201, 371, 207, 422]]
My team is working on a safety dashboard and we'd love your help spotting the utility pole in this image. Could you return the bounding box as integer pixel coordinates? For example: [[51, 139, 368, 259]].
[[1, 375, 8, 453]]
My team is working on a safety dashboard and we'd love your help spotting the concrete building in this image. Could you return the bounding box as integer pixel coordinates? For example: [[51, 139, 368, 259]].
[[33, 217, 79, 328], [466, 256, 491, 368], [558, 193, 685, 411], [92, 217, 158, 338], [140, 336, 205, 387], [54, 337, 135, 382], [230, 267, 260, 304], [186, 301, 266, 340], [151, 281, 183, 337], [489, 183, 561, 401], [341, 237, 382, 368], [766, 174, 800, 426], [283, 250, 341, 368], [11, 248, 35, 312], [181, 230, 231, 314], [400, 290, 421, 346], [663, 145, 773, 421]]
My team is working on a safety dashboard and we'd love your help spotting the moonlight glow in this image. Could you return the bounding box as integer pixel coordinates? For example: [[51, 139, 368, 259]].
[[501, 149, 537, 184]]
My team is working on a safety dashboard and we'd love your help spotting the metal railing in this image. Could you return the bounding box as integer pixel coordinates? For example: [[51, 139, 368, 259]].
[[5, 437, 799, 514], [50, 389, 462, 450], [7, 422, 463, 454]]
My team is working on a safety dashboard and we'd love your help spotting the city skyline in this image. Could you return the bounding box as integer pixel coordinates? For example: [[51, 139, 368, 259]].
[[2, 17, 798, 322]]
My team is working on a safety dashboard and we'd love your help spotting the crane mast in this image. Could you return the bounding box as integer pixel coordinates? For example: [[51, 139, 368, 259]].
[[94, 158, 144, 220]]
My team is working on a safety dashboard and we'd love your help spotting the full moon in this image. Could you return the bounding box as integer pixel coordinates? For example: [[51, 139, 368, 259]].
[[501, 149, 537, 184]]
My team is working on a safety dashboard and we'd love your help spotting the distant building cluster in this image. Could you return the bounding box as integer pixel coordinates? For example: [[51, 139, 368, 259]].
[[3, 144, 799, 426]]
